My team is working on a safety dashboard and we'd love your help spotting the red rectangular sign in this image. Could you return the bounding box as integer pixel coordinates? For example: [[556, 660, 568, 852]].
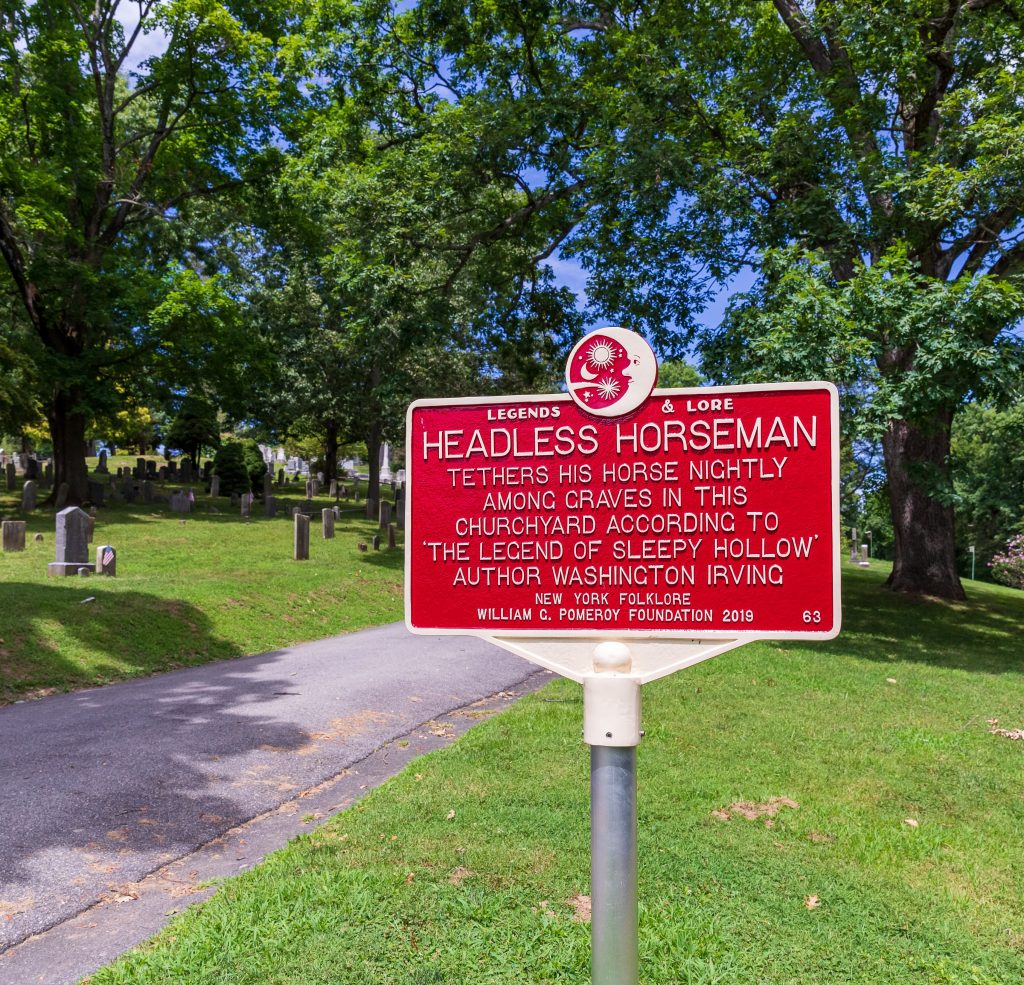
[[405, 383, 840, 638]]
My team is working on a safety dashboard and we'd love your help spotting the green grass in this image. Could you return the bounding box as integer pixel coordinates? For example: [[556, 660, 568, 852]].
[[0, 457, 403, 702], [86, 566, 1024, 984]]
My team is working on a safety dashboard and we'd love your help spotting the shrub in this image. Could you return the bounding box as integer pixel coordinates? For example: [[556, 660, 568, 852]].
[[212, 442, 252, 497], [990, 534, 1024, 590]]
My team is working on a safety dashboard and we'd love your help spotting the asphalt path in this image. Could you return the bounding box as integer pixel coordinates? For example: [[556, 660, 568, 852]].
[[0, 624, 543, 981]]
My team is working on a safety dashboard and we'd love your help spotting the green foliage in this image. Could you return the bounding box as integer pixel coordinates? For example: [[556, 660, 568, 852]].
[[953, 402, 1024, 576], [212, 442, 253, 497], [656, 361, 703, 389], [165, 396, 221, 464]]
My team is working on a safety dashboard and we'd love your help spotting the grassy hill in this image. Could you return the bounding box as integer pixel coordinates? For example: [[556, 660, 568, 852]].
[[88, 565, 1024, 984]]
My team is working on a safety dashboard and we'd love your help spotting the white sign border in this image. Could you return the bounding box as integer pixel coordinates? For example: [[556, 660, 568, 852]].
[[403, 381, 841, 642]]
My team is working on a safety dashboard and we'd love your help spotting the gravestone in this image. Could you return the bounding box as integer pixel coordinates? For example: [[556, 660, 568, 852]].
[[170, 490, 190, 514], [2, 520, 26, 553], [88, 479, 107, 507], [396, 491, 406, 531], [264, 495, 276, 518], [850, 527, 858, 563], [142, 480, 153, 503], [21, 480, 37, 512], [47, 507, 90, 576], [210, 475, 221, 498], [372, 534, 381, 551], [365, 497, 376, 521], [388, 523, 396, 550], [329, 479, 338, 500], [120, 473, 133, 499], [333, 505, 340, 518], [86, 515, 95, 543], [55, 482, 70, 510], [203, 460, 213, 479], [278, 469, 284, 487], [379, 500, 391, 530], [230, 492, 240, 507], [167, 460, 178, 478], [5, 463, 15, 491], [181, 459, 193, 483], [241, 492, 253, 517], [294, 513, 310, 560], [263, 472, 273, 501], [96, 450, 109, 474], [25, 458, 40, 481], [322, 508, 335, 539], [136, 457, 147, 480], [96, 544, 117, 576], [43, 462, 53, 488], [158, 466, 168, 481], [305, 479, 314, 499], [147, 460, 158, 478]]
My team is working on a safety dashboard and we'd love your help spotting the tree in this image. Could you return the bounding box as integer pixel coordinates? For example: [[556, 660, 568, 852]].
[[0, 1, 302, 504], [952, 400, 1024, 576], [378, 0, 1024, 599], [165, 395, 220, 465]]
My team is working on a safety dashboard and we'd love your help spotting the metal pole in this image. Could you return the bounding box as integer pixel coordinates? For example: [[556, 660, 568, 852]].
[[591, 744, 639, 985]]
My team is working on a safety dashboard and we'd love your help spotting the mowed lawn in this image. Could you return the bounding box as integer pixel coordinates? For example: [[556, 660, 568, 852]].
[[0, 459, 404, 703], [86, 565, 1024, 985]]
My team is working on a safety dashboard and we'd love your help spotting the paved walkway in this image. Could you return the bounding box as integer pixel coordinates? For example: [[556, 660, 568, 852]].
[[0, 624, 547, 985]]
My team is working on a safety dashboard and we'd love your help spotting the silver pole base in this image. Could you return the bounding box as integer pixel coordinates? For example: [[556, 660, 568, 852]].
[[591, 745, 638, 985]]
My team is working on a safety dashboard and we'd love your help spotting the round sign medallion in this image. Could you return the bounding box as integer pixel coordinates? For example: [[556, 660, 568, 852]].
[[565, 327, 658, 418]]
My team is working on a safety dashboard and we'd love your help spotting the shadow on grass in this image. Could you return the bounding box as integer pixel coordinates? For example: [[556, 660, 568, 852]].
[[791, 566, 1024, 675], [0, 636, 318, 950], [0, 583, 244, 699]]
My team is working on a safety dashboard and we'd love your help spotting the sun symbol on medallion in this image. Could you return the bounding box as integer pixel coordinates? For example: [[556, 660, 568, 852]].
[[595, 376, 621, 400], [585, 340, 618, 369]]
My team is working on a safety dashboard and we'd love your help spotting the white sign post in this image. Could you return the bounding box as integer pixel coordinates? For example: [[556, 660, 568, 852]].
[[406, 329, 841, 984]]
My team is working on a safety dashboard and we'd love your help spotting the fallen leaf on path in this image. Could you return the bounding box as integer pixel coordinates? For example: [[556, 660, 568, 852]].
[[903, 818, 919, 828], [446, 810, 456, 821], [804, 895, 821, 910], [713, 797, 799, 822]]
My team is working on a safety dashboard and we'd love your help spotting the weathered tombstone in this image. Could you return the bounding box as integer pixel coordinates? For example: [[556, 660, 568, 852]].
[[264, 495, 276, 518], [88, 479, 108, 507], [210, 475, 221, 498], [86, 515, 95, 543], [95, 544, 117, 576], [96, 450, 109, 474], [55, 482, 70, 510], [170, 490, 191, 514], [322, 508, 335, 539], [142, 480, 153, 503], [372, 534, 381, 551], [25, 458, 40, 481], [333, 505, 340, 518], [167, 460, 178, 478], [294, 513, 310, 560], [241, 492, 252, 517], [305, 479, 314, 499], [277, 468, 285, 487], [2, 520, 26, 553], [230, 492, 240, 507], [78, 566, 92, 577], [859, 544, 870, 567], [263, 473, 273, 501], [5, 463, 14, 491], [388, 523, 396, 550], [379, 500, 391, 530], [136, 457, 146, 480], [397, 496, 406, 530], [329, 479, 338, 500], [158, 466, 168, 481], [365, 497, 376, 520], [203, 460, 213, 478], [181, 458, 193, 483], [121, 473, 133, 498], [21, 480, 37, 512], [148, 460, 159, 478], [41, 462, 52, 488], [48, 507, 90, 576]]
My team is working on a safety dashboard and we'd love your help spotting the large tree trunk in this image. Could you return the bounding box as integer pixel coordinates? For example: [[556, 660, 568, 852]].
[[881, 409, 965, 600], [323, 419, 339, 483], [47, 387, 90, 506]]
